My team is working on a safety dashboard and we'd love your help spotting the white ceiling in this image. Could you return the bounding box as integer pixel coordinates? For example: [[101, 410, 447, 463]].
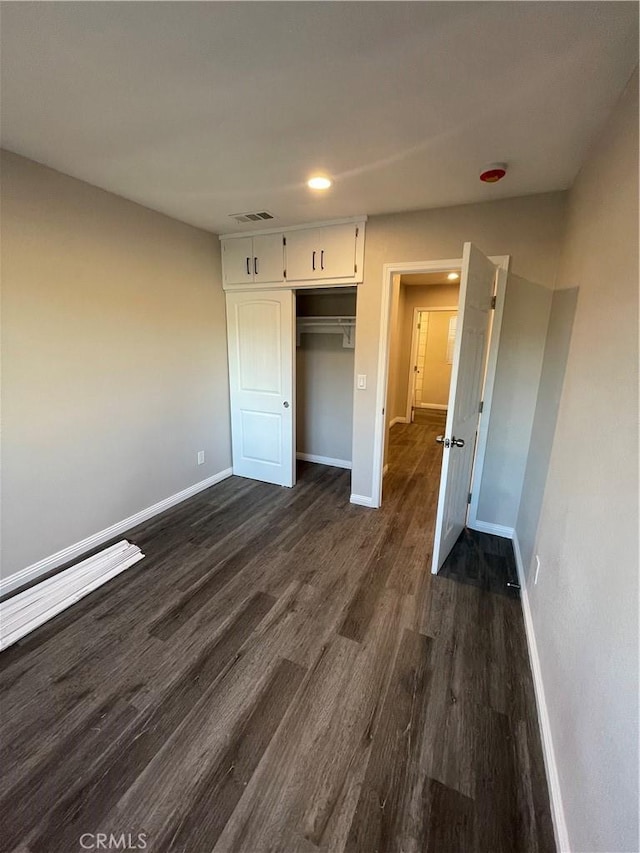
[[1, 2, 637, 234]]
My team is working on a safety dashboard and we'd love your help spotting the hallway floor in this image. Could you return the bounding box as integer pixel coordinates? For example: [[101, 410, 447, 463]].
[[0, 421, 555, 852]]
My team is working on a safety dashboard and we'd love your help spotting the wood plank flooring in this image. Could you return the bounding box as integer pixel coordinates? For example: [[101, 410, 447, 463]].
[[0, 420, 555, 853]]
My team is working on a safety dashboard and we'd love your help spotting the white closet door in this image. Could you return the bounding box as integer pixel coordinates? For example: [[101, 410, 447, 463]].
[[431, 243, 496, 573], [226, 290, 295, 487]]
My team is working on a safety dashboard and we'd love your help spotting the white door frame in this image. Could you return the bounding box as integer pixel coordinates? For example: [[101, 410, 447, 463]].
[[405, 305, 459, 423], [372, 255, 510, 513]]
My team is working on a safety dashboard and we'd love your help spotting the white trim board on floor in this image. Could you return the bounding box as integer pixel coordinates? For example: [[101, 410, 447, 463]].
[[1, 542, 145, 651], [512, 532, 570, 853], [296, 452, 352, 470], [0, 468, 233, 598]]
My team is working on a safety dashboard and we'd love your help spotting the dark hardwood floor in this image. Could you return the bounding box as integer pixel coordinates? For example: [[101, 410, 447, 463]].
[[0, 420, 555, 853]]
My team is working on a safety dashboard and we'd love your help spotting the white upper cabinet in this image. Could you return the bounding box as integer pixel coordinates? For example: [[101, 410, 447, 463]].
[[285, 223, 358, 282], [220, 218, 365, 290], [252, 234, 285, 284], [222, 233, 285, 287], [222, 237, 254, 286]]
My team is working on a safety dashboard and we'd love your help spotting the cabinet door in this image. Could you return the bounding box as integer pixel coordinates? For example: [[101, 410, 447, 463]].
[[222, 237, 254, 285], [285, 224, 358, 281], [284, 228, 319, 281], [253, 233, 285, 284], [315, 223, 358, 279]]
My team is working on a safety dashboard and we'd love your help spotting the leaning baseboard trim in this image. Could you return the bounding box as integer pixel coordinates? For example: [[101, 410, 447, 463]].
[[512, 531, 570, 852], [0, 468, 234, 598], [389, 416, 409, 427], [350, 493, 376, 508], [467, 519, 514, 539], [296, 452, 352, 470]]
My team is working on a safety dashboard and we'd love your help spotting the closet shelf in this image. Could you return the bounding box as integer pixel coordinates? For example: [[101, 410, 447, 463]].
[[296, 316, 356, 349]]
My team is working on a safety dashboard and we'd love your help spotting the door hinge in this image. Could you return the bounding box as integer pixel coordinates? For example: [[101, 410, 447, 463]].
[[283, 269, 287, 278], [356, 226, 359, 238], [491, 295, 497, 309], [283, 236, 286, 246], [479, 400, 484, 413], [354, 263, 357, 273], [468, 492, 472, 504]]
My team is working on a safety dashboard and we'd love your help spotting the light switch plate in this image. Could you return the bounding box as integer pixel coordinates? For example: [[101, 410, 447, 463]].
[[357, 374, 367, 390]]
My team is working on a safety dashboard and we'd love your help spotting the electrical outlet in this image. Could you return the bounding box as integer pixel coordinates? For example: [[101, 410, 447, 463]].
[[534, 555, 541, 585], [197, 451, 205, 465]]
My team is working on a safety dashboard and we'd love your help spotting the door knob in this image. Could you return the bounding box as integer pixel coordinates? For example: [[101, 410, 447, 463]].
[[283, 401, 290, 408], [451, 437, 465, 447]]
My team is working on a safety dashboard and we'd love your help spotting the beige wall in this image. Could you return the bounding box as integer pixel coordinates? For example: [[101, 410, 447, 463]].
[[389, 284, 459, 420], [353, 191, 567, 526], [417, 310, 456, 407], [518, 72, 639, 852], [1, 151, 231, 580]]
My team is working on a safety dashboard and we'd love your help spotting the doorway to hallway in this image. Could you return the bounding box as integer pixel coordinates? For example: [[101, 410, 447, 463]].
[[376, 248, 510, 573]]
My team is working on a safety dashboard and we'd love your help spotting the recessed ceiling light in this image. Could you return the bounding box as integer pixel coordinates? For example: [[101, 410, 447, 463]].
[[307, 176, 332, 190], [447, 272, 460, 280]]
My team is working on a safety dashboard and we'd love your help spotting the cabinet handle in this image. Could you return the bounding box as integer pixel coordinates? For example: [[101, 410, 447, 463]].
[[246, 257, 251, 276], [312, 250, 316, 271], [254, 257, 258, 276], [321, 250, 325, 270]]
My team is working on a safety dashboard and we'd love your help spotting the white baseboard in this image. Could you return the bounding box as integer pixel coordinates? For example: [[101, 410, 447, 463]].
[[417, 403, 448, 411], [468, 519, 514, 539], [296, 452, 351, 470], [389, 416, 408, 427], [512, 532, 570, 852], [350, 493, 376, 508], [0, 468, 233, 597]]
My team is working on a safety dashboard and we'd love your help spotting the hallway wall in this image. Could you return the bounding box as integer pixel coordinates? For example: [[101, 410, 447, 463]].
[[517, 70, 639, 852]]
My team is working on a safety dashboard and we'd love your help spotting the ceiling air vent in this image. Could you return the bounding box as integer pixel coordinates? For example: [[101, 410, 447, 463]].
[[230, 211, 275, 225]]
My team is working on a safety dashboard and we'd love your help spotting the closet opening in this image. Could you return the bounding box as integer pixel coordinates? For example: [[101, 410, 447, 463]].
[[295, 287, 357, 480]]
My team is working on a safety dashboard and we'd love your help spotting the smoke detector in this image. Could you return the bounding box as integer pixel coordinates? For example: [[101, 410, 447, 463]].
[[480, 163, 507, 183], [229, 210, 275, 225]]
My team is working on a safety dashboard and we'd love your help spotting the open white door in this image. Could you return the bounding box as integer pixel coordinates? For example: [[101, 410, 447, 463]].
[[431, 244, 497, 573], [226, 290, 295, 487]]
